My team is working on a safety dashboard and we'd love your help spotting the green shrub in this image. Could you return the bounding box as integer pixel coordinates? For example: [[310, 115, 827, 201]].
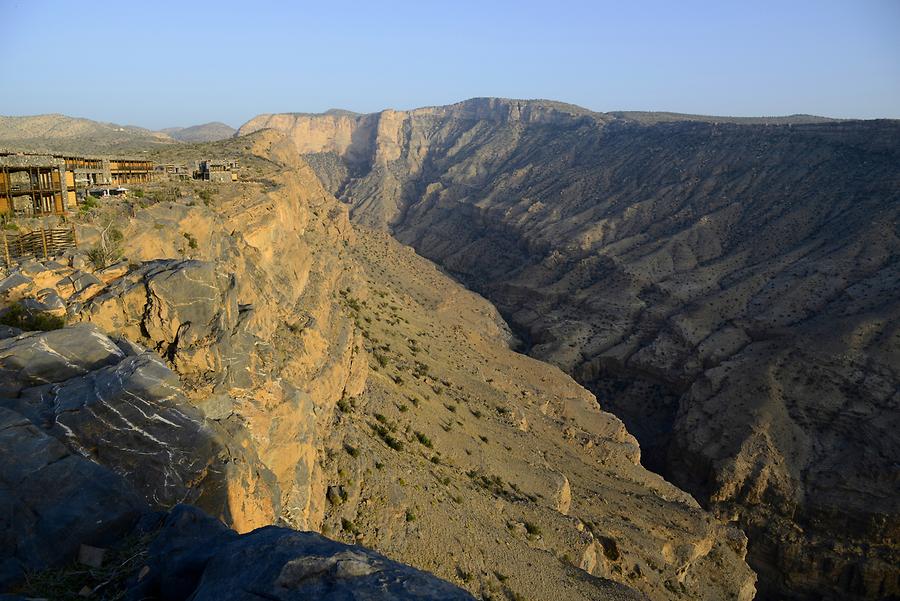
[[0, 303, 65, 331], [86, 225, 124, 269], [197, 188, 216, 204], [78, 195, 99, 213], [344, 444, 360, 458], [524, 521, 542, 537], [340, 518, 358, 535], [370, 422, 403, 451]]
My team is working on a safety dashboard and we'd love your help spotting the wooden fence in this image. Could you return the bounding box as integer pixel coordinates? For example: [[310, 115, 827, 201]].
[[1, 226, 77, 267]]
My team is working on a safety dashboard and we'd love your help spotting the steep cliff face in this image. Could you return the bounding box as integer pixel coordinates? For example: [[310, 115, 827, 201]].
[[239, 99, 900, 600], [0, 131, 367, 534], [106, 132, 369, 532]]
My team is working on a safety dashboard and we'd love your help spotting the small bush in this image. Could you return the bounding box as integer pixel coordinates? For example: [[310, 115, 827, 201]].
[[0, 303, 65, 331], [182, 232, 198, 249], [524, 521, 542, 537], [86, 225, 124, 269], [78, 195, 99, 213], [340, 518, 358, 535], [197, 188, 216, 204], [370, 422, 403, 451], [414, 431, 433, 448], [344, 444, 360, 458]]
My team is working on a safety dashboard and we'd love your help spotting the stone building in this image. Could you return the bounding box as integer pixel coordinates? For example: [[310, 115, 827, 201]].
[[198, 159, 238, 182], [0, 155, 69, 216], [0, 151, 155, 215], [109, 159, 153, 185]]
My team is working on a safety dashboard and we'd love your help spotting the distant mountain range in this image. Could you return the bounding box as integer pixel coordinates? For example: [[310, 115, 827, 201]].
[[159, 122, 236, 143], [0, 114, 174, 154], [0, 114, 235, 154]]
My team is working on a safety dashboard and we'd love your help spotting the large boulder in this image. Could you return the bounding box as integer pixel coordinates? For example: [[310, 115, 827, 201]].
[[0, 326, 280, 529], [0, 323, 124, 396], [80, 260, 256, 391], [129, 505, 476, 601], [0, 406, 145, 588]]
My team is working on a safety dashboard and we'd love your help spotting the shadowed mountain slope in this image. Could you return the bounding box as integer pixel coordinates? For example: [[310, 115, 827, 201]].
[[239, 98, 900, 601]]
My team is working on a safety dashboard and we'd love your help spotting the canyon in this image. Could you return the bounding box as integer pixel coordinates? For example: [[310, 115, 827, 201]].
[[240, 98, 900, 600], [0, 97, 896, 600], [1, 129, 755, 600]]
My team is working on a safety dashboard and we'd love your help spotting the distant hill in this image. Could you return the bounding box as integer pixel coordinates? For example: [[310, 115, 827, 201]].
[[161, 122, 236, 143], [0, 114, 175, 154], [608, 110, 841, 125]]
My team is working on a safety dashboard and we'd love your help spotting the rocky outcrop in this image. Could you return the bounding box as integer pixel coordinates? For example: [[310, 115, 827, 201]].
[[130, 504, 476, 601], [0, 405, 145, 588], [0, 324, 277, 530], [79, 259, 256, 392], [241, 99, 900, 600], [2, 132, 366, 531], [0, 325, 470, 600]]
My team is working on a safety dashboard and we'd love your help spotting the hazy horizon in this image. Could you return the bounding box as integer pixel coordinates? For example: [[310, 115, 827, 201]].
[[3, 0, 899, 129], [2, 98, 896, 134]]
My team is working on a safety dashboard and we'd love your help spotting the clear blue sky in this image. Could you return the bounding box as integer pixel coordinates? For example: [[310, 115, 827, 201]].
[[2, 0, 899, 128]]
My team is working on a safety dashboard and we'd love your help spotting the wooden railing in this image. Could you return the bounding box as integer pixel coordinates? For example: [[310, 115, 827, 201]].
[[1, 226, 77, 266]]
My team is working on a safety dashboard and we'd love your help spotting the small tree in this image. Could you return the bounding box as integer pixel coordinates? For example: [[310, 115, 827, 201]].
[[86, 220, 124, 269]]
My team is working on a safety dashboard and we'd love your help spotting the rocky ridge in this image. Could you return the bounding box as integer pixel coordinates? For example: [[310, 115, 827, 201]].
[[239, 98, 900, 600]]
